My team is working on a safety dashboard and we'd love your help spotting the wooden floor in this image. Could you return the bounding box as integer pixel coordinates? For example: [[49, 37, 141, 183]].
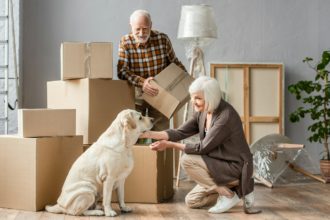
[[0, 179, 329, 220]]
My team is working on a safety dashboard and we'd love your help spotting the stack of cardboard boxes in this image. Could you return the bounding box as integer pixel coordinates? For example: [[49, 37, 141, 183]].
[[49, 42, 135, 145], [0, 108, 83, 211], [0, 41, 190, 211]]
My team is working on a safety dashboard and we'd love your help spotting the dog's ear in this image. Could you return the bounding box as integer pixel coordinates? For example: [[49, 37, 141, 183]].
[[123, 112, 137, 130]]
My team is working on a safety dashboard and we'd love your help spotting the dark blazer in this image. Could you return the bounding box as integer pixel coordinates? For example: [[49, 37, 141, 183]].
[[166, 100, 254, 197]]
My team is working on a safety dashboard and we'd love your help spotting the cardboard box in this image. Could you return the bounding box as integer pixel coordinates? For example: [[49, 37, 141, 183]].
[[142, 63, 194, 119], [18, 108, 76, 137], [112, 145, 174, 203], [47, 79, 135, 144], [0, 135, 83, 211], [83, 144, 91, 152], [61, 42, 113, 80]]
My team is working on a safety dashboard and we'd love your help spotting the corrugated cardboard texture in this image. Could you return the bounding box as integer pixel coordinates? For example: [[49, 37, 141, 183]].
[[90, 43, 113, 79], [112, 145, 174, 203], [0, 135, 83, 211], [145, 82, 179, 119], [61, 42, 86, 80], [18, 109, 76, 137], [142, 63, 194, 119], [61, 42, 113, 80], [47, 79, 135, 144]]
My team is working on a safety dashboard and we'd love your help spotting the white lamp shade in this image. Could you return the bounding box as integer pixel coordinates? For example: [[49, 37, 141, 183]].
[[177, 5, 217, 40]]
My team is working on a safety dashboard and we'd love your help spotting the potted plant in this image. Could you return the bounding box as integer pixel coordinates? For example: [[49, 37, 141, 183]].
[[288, 50, 330, 183]]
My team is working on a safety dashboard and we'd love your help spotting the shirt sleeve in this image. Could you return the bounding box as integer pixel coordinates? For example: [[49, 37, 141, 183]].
[[184, 109, 231, 155], [164, 34, 187, 73], [165, 112, 199, 142], [117, 37, 145, 87]]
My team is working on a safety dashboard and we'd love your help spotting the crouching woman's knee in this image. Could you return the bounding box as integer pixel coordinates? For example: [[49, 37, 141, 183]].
[[185, 193, 201, 209], [180, 154, 195, 170], [185, 193, 209, 209]]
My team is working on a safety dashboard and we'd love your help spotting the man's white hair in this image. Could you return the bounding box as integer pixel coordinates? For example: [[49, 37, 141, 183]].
[[189, 76, 222, 112], [130, 9, 151, 25]]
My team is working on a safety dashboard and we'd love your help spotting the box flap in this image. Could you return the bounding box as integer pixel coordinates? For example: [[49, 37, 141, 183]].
[[142, 63, 193, 119], [154, 63, 193, 101], [142, 81, 180, 119]]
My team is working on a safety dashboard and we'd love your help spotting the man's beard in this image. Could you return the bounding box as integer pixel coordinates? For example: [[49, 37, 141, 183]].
[[136, 33, 150, 44]]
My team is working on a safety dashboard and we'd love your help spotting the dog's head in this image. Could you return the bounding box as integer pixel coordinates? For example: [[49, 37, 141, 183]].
[[118, 109, 154, 135], [97, 109, 153, 151]]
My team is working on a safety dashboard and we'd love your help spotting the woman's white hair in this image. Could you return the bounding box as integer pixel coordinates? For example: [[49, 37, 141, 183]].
[[189, 76, 222, 112], [130, 9, 151, 25]]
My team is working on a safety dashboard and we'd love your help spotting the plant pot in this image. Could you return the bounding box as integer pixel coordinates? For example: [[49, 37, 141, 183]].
[[320, 159, 330, 183]]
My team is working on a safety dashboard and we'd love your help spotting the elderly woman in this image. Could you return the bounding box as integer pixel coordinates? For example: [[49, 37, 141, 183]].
[[140, 76, 261, 214]]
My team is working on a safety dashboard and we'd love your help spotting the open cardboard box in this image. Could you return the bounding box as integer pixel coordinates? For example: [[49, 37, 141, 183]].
[[142, 63, 194, 119]]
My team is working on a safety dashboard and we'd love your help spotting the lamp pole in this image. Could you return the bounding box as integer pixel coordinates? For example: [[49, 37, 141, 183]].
[[176, 4, 218, 187]]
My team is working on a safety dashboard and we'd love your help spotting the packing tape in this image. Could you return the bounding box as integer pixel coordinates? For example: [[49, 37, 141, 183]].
[[165, 71, 186, 91], [84, 43, 91, 77]]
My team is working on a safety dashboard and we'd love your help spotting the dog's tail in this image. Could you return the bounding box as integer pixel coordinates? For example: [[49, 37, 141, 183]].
[[45, 204, 63, 214]]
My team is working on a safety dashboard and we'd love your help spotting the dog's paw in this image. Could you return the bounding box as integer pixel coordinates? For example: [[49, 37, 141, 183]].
[[105, 210, 118, 217], [83, 210, 104, 216], [120, 206, 133, 213]]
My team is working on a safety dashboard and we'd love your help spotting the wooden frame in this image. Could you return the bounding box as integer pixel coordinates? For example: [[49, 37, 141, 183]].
[[210, 63, 284, 144]]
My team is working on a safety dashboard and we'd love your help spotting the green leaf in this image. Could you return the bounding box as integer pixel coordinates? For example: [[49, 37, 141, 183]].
[[303, 57, 313, 63], [312, 134, 320, 142], [289, 51, 330, 147], [317, 63, 325, 70], [321, 51, 330, 68], [289, 113, 300, 122], [288, 84, 297, 95]]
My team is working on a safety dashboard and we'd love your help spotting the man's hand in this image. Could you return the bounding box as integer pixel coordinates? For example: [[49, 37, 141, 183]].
[[142, 77, 159, 96]]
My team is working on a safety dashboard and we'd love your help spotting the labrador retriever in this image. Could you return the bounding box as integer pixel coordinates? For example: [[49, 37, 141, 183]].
[[45, 109, 153, 217]]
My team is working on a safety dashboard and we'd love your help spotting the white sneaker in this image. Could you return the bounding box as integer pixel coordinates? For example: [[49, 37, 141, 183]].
[[208, 193, 240, 214]]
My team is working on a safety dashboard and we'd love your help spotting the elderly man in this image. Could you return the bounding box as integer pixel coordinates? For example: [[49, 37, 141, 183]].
[[117, 9, 187, 131]]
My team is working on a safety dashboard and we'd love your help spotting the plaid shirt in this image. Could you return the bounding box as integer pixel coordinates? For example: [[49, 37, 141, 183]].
[[117, 30, 187, 87]]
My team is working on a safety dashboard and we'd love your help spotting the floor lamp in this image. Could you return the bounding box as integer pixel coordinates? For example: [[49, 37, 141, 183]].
[[175, 5, 217, 186]]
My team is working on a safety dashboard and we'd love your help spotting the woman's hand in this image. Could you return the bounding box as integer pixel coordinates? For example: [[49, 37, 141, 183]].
[[149, 140, 170, 151]]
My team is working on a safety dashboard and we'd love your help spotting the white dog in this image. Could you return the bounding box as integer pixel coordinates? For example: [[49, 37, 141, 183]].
[[45, 109, 153, 217]]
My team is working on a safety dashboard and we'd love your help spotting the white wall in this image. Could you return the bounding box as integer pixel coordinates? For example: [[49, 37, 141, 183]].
[[22, 0, 330, 171]]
